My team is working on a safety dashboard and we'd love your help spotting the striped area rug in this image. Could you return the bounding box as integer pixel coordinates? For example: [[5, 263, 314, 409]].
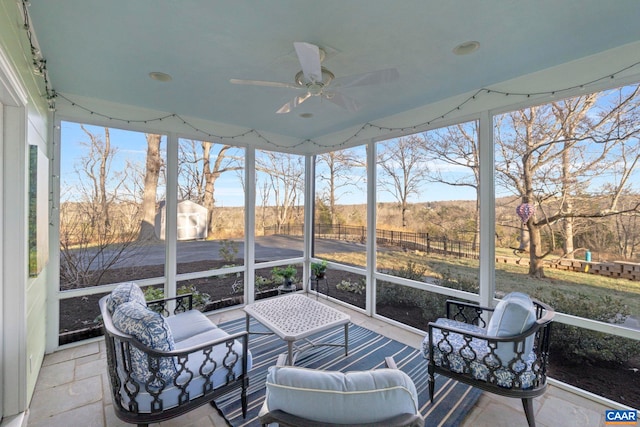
[[214, 317, 481, 427]]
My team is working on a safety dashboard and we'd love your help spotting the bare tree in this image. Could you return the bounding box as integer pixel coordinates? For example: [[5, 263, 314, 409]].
[[137, 134, 163, 241], [316, 149, 365, 225], [612, 193, 640, 259], [495, 85, 640, 277], [377, 135, 430, 228], [60, 126, 137, 288], [422, 122, 480, 248], [178, 140, 205, 201], [77, 125, 120, 230], [257, 151, 305, 232], [178, 140, 243, 236]]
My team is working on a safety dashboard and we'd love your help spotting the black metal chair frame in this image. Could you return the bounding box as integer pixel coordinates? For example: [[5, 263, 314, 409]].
[[427, 298, 554, 427], [100, 294, 250, 427]]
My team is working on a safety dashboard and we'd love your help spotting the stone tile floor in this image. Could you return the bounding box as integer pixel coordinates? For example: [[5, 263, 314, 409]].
[[26, 296, 623, 427]]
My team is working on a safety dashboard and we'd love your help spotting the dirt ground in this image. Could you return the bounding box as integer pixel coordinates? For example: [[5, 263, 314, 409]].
[[60, 259, 640, 409]]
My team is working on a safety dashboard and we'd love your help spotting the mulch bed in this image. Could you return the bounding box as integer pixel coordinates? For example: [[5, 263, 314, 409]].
[[59, 259, 639, 408]]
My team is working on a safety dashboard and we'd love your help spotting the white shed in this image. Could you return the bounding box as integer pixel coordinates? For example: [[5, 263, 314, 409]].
[[155, 200, 208, 240]]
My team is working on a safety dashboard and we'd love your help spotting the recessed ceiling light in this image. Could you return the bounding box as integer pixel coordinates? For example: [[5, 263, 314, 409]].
[[149, 71, 172, 82], [299, 113, 313, 118], [453, 41, 480, 55]]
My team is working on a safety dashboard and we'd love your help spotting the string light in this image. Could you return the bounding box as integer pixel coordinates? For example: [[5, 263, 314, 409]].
[[22, 0, 56, 111], [22, 0, 640, 151]]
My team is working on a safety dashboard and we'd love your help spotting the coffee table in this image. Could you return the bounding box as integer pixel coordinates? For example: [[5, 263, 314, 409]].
[[244, 294, 350, 365]]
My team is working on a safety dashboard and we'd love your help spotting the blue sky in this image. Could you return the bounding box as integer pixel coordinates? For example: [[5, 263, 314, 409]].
[[60, 113, 637, 208], [60, 121, 478, 206]]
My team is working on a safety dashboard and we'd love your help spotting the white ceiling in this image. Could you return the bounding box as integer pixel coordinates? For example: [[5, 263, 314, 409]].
[[27, 1, 640, 152]]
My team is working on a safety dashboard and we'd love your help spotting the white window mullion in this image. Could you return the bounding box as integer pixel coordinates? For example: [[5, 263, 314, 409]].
[[245, 147, 256, 304], [164, 133, 178, 298], [478, 110, 495, 308], [366, 140, 377, 316], [303, 154, 315, 288]]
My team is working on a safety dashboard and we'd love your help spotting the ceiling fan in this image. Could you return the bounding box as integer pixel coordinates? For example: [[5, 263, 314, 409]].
[[230, 42, 399, 114]]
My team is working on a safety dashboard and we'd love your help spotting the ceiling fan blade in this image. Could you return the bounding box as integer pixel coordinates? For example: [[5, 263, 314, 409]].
[[296, 92, 312, 105], [324, 92, 360, 112], [294, 42, 322, 83], [333, 68, 399, 89], [230, 78, 299, 89], [276, 92, 312, 114]]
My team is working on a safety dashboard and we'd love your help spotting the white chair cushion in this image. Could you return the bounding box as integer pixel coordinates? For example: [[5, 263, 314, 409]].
[[487, 292, 537, 364], [112, 301, 176, 383], [106, 282, 146, 314], [264, 365, 419, 424], [165, 310, 218, 342]]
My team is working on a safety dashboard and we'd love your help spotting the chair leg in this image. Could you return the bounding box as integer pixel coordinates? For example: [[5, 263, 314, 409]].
[[428, 375, 435, 402], [522, 398, 535, 427], [241, 386, 248, 418]]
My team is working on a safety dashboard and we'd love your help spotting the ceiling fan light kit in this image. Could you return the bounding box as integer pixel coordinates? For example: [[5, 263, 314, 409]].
[[294, 67, 335, 94], [231, 41, 399, 114]]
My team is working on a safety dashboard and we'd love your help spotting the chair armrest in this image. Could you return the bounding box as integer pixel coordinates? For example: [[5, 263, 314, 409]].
[[428, 319, 540, 343], [147, 294, 194, 316], [136, 330, 249, 358], [275, 353, 288, 367], [385, 356, 398, 369], [275, 354, 398, 370]]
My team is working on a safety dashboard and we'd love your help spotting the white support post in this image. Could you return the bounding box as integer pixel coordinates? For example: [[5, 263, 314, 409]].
[[245, 148, 256, 304], [3, 105, 28, 415], [366, 141, 377, 316], [478, 110, 496, 307], [303, 154, 315, 289], [0, 46, 30, 418], [165, 133, 178, 299], [46, 115, 61, 353]]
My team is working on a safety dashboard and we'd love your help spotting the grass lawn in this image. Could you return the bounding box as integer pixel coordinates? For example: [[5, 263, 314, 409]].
[[319, 247, 640, 318]]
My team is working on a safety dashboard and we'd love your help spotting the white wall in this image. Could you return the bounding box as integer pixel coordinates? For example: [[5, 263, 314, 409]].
[[0, 1, 51, 421]]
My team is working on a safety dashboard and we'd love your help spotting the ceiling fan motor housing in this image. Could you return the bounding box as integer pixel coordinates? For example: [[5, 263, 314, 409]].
[[295, 67, 335, 95]]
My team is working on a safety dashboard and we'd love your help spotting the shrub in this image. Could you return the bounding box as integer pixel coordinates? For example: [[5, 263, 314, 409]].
[[218, 239, 239, 263], [395, 261, 428, 281], [143, 286, 165, 302], [336, 278, 366, 294], [377, 265, 478, 325], [530, 288, 639, 365], [254, 275, 275, 293], [143, 284, 210, 310]]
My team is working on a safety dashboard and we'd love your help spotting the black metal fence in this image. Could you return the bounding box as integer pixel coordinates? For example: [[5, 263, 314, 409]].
[[263, 223, 479, 259]]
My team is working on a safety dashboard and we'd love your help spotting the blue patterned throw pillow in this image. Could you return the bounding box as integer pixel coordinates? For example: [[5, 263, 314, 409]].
[[106, 282, 147, 314], [112, 301, 176, 384]]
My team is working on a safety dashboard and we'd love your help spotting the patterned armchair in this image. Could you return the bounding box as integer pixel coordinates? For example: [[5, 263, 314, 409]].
[[99, 282, 251, 427], [422, 292, 554, 427]]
